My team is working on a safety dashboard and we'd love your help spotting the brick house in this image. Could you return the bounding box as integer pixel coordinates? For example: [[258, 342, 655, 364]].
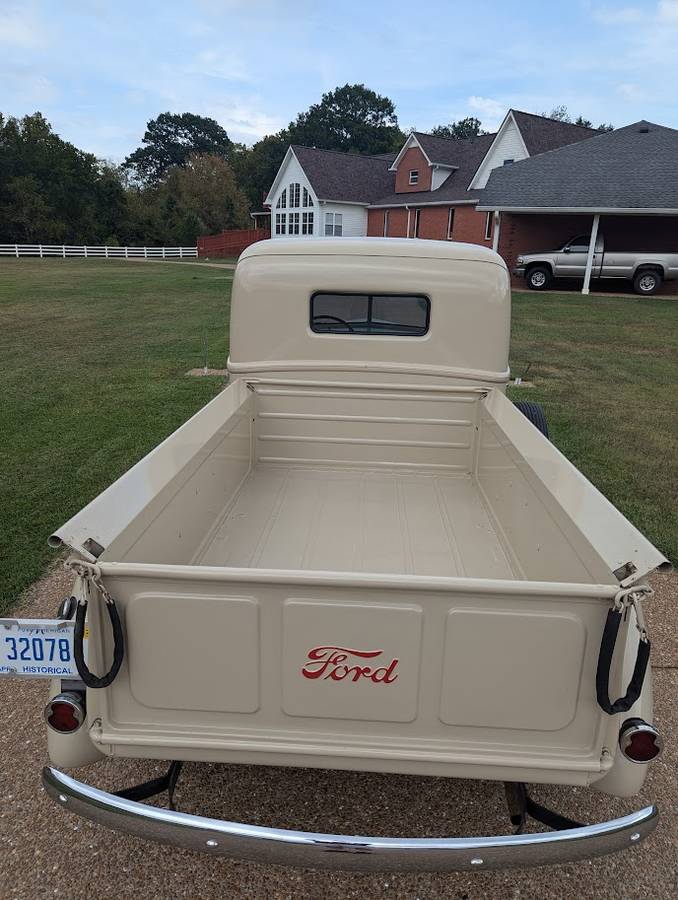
[[264, 110, 598, 246]]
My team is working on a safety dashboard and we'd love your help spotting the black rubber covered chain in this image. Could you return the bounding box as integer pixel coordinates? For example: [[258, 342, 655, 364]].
[[596, 605, 651, 715], [73, 591, 125, 689]]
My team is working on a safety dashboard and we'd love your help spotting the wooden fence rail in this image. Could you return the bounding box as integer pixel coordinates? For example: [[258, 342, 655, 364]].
[[0, 244, 198, 259]]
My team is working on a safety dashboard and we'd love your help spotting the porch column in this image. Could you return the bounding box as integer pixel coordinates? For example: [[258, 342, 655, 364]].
[[491, 211, 501, 252], [582, 213, 600, 295]]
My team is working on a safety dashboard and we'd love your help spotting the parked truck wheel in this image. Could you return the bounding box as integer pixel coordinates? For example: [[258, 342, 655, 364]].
[[633, 269, 662, 296], [513, 400, 549, 438], [525, 265, 552, 291]]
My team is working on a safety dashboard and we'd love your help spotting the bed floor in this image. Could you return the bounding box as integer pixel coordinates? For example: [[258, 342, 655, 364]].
[[194, 465, 516, 579]]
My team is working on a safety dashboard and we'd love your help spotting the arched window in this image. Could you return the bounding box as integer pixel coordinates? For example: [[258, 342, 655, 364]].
[[276, 188, 287, 209], [302, 187, 314, 207], [289, 183, 301, 208]]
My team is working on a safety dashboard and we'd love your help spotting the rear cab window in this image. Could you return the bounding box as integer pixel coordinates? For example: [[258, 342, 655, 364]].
[[310, 292, 430, 336]]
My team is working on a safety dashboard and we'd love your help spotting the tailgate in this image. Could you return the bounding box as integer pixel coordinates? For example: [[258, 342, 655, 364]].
[[84, 563, 623, 786]]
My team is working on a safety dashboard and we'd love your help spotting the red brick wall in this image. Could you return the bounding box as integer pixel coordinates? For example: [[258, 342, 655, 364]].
[[394, 147, 431, 192], [450, 206, 492, 245], [367, 209, 386, 236]]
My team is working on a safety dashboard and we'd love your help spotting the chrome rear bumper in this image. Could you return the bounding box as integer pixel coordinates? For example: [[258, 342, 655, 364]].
[[43, 766, 657, 872]]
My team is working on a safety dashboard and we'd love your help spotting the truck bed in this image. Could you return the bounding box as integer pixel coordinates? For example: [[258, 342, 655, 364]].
[[194, 465, 516, 579]]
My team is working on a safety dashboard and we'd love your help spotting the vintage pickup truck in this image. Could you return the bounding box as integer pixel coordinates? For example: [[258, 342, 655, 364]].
[[3, 238, 670, 871], [513, 232, 678, 294]]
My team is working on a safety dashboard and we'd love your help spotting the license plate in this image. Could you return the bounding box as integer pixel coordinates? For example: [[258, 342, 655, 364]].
[[0, 619, 85, 679]]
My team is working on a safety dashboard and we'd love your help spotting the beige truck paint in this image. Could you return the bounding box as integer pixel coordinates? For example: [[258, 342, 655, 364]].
[[43, 237, 668, 867]]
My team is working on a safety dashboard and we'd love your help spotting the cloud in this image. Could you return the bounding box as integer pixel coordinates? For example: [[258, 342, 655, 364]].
[[468, 96, 505, 119], [0, 5, 50, 47], [658, 0, 678, 21], [618, 82, 645, 100]]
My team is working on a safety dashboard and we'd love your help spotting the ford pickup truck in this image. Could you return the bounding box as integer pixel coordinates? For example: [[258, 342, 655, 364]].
[[3, 238, 670, 871], [513, 232, 678, 294]]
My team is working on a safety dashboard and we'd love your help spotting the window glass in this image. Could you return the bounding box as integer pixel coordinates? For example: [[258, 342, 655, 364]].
[[302, 211, 314, 234], [334, 213, 343, 236], [383, 210, 389, 236], [324, 212, 343, 236], [413, 209, 421, 238], [276, 188, 287, 209], [275, 213, 286, 235], [310, 293, 430, 336], [289, 212, 300, 234], [484, 211, 493, 241], [302, 187, 314, 207], [289, 183, 301, 208], [566, 235, 592, 252], [409, 170, 419, 184]]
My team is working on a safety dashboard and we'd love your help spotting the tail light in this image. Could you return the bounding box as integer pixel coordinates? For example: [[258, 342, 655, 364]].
[[619, 718, 663, 764], [44, 692, 85, 734]]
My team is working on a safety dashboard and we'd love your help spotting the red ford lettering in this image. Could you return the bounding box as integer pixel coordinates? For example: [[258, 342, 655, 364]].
[[301, 646, 399, 684]]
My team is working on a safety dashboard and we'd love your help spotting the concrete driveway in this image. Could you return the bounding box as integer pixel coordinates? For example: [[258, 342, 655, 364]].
[[2, 565, 676, 900]]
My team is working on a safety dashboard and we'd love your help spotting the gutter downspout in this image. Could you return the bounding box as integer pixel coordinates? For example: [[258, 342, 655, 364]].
[[492, 211, 501, 253], [582, 213, 601, 295]]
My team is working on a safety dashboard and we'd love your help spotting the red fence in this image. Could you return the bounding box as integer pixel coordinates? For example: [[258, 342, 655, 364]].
[[197, 228, 270, 259]]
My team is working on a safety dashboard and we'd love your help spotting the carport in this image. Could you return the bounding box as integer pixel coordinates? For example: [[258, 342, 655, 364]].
[[479, 121, 678, 295]]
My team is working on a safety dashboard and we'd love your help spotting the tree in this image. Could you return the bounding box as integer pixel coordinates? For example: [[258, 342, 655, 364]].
[[232, 131, 290, 211], [542, 106, 614, 131], [123, 112, 233, 184], [156, 153, 250, 243], [287, 84, 405, 155], [0, 112, 130, 244], [430, 117, 485, 140]]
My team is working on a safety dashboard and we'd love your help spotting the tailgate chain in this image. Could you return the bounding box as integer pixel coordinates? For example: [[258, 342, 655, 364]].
[[67, 560, 125, 689], [596, 585, 652, 716]]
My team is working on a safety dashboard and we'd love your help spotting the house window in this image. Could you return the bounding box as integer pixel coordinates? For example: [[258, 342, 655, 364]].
[[503, 158, 514, 165], [324, 212, 343, 236], [302, 212, 314, 235], [288, 212, 300, 235], [409, 170, 419, 185], [383, 210, 389, 236], [276, 188, 287, 209], [413, 209, 421, 238], [484, 211, 493, 241], [302, 187, 314, 207], [289, 183, 301, 208], [447, 208, 455, 239], [310, 292, 430, 336], [275, 213, 286, 235]]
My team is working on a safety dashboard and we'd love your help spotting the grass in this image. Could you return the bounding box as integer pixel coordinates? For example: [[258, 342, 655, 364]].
[[0, 264, 675, 614], [0, 259, 231, 614], [508, 290, 678, 567]]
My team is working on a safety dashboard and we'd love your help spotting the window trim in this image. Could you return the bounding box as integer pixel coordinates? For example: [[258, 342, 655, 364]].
[[413, 208, 421, 238], [324, 211, 343, 237], [309, 291, 431, 337], [409, 169, 419, 185], [447, 207, 455, 240], [484, 211, 493, 241], [383, 210, 389, 236]]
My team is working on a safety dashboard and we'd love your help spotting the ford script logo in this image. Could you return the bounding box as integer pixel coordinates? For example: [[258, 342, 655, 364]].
[[301, 646, 399, 684]]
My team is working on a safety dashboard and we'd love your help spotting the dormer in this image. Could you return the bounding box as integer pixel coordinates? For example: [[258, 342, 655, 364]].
[[390, 133, 459, 194]]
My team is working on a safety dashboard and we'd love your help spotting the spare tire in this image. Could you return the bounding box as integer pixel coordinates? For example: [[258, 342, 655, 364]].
[[513, 400, 549, 438]]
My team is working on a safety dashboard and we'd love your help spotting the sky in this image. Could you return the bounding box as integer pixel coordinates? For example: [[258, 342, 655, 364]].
[[2, 0, 678, 162]]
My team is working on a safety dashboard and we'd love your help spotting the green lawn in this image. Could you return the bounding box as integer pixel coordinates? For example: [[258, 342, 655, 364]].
[[0, 260, 231, 613], [1, 264, 676, 614], [508, 290, 677, 568]]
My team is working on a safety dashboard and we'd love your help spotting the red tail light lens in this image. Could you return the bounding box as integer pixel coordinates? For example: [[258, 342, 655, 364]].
[[44, 693, 85, 734], [619, 718, 663, 764]]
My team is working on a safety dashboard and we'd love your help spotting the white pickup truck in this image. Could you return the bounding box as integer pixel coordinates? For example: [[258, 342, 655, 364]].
[[4, 238, 670, 871]]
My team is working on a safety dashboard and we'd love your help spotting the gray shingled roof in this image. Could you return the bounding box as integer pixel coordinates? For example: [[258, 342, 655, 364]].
[[369, 133, 496, 206], [511, 110, 599, 155], [478, 121, 678, 210], [290, 145, 393, 204]]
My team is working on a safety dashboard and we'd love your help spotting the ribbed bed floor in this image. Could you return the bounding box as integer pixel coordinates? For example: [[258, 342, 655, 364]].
[[194, 465, 516, 579]]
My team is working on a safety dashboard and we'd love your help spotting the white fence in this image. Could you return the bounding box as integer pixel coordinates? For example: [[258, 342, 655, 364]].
[[0, 244, 198, 259]]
